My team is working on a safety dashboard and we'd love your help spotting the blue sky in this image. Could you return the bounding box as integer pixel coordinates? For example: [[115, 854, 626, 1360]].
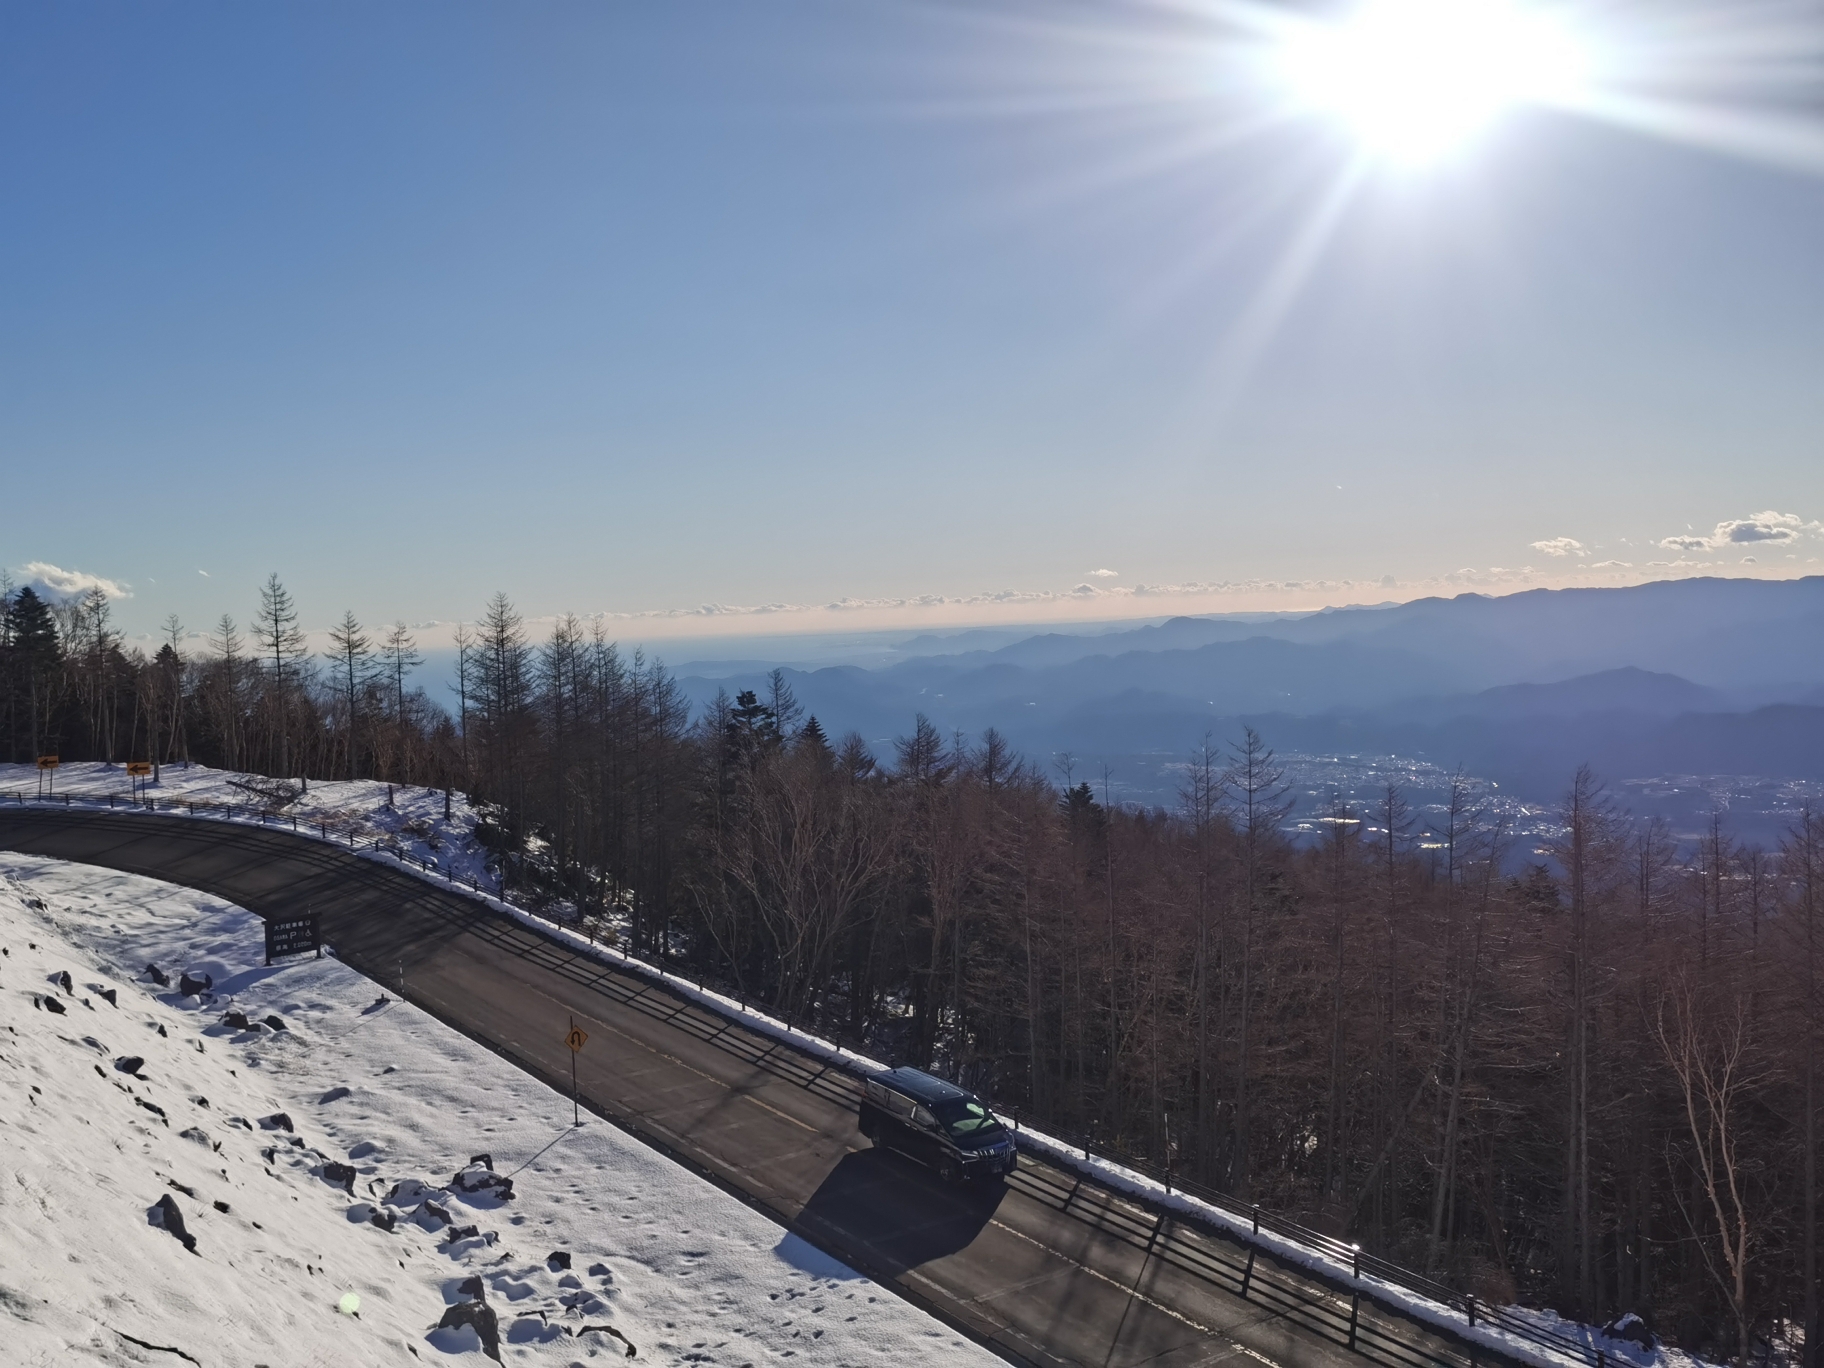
[[5, 0, 1823, 647]]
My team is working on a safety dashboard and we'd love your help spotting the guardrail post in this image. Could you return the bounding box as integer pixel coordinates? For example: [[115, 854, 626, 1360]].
[[1467, 1293, 1476, 1327], [1240, 1247, 1256, 1299], [1252, 1204, 1260, 1235], [1348, 1290, 1360, 1349], [1352, 1245, 1361, 1280]]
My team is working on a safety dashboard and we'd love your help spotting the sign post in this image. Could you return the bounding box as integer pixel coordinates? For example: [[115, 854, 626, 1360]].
[[35, 755, 58, 798], [264, 910, 322, 966], [126, 760, 152, 801], [564, 1018, 589, 1127]]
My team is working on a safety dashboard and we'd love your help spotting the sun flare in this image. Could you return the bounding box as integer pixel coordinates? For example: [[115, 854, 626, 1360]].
[[1277, 0, 1591, 165]]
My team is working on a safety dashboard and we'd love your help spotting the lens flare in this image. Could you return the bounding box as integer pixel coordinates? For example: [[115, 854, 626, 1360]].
[[1277, 0, 1591, 164]]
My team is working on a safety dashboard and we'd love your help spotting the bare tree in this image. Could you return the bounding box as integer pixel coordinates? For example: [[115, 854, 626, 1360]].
[[1656, 979, 1763, 1365]]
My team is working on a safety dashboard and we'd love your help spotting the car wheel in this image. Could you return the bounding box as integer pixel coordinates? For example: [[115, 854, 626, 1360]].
[[937, 1154, 962, 1183]]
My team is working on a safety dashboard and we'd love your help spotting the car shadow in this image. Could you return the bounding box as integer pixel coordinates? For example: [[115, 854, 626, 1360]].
[[792, 1147, 1004, 1280]]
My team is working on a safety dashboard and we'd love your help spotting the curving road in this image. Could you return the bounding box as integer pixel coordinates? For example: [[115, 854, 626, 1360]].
[[0, 806, 1485, 1368]]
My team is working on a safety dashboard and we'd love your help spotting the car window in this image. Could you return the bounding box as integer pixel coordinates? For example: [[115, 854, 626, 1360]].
[[931, 1097, 1003, 1139], [912, 1105, 937, 1129]]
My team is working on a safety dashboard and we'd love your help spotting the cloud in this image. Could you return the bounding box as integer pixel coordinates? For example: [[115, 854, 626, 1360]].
[[1530, 537, 1587, 558], [1589, 560, 1632, 570], [1718, 510, 1812, 544], [1087, 568, 1119, 578], [1658, 510, 1818, 553], [17, 561, 131, 601]]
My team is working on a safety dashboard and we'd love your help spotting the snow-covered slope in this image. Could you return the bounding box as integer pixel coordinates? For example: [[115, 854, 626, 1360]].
[[0, 761, 493, 890], [0, 852, 998, 1366]]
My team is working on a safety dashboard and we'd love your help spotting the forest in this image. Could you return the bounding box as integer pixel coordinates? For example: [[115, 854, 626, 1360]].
[[2, 572, 1818, 1366]]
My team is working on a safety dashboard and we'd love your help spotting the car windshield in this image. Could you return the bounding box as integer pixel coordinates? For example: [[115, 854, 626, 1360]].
[[931, 1097, 1002, 1139]]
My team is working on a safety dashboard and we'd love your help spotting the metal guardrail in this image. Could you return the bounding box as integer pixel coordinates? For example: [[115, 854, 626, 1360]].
[[0, 785, 1622, 1368]]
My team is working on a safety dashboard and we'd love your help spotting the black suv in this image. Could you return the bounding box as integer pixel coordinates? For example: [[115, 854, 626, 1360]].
[[858, 1067, 1018, 1181]]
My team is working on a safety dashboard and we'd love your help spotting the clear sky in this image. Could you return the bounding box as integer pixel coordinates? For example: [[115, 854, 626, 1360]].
[[5, 0, 1823, 647]]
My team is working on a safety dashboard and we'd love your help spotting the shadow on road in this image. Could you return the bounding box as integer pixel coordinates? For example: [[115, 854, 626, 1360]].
[[793, 1148, 1004, 1280]]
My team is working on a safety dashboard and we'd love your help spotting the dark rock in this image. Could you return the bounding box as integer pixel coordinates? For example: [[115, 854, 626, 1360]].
[[318, 1086, 351, 1104], [420, 1199, 453, 1226], [1602, 1313, 1656, 1350], [40, 995, 65, 1015], [436, 1300, 501, 1361], [145, 964, 170, 987], [98, 988, 117, 1007], [546, 1251, 571, 1271], [468, 1153, 493, 1171], [136, 1098, 168, 1122], [320, 1162, 358, 1194], [56, 970, 72, 993], [167, 1179, 197, 1198], [263, 1014, 286, 1031], [369, 1209, 396, 1232], [451, 1163, 515, 1202], [151, 1194, 197, 1254], [458, 1276, 486, 1299], [179, 1127, 212, 1146], [257, 1112, 294, 1132], [191, 1095, 209, 1109], [213, 1200, 230, 1214], [114, 1056, 145, 1076], [445, 1224, 480, 1243], [178, 972, 213, 997], [220, 1010, 253, 1031], [157, 1024, 167, 1037]]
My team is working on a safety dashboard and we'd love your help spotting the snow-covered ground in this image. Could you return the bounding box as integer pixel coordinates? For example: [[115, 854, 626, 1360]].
[[0, 852, 1000, 1366], [0, 761, 494, 891]]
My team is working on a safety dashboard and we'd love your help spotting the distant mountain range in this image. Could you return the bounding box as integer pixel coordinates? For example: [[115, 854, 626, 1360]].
[[676, 576, 1824, 806]]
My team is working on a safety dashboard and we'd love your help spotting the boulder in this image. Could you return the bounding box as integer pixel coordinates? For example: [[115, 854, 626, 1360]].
[[318, 1087, 351, 1104], [369, 1209, 396, 1232], [320, 1162, 358, 1194], [55, 970, 73, 993], [547, 1251, 571, 1271], [451, 1163, 514, 1202], [436, 1300, 501, 1362], [263, 1014, 287, 1031], [145, 963, 170, 987], [39, 995, 66, 1015], [98, 988, 117, 1007], [150, 1194, 197, 1254], [219, 1010, 253, 1031], [114, 1056, 145, 1076], [419, 1199, 453, 1227], [178, 971, 213, 997], [1602, 1313, 1656, 1350], [458, 1276, 486, 1299], [257, 1112, 294, 1132]]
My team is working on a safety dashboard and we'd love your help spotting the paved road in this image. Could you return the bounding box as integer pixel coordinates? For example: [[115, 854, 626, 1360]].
[[0, 807, 1481, 1368]]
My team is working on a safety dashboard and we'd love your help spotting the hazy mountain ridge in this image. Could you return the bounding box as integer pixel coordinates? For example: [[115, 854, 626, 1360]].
[[676, 577, 1824, 804]]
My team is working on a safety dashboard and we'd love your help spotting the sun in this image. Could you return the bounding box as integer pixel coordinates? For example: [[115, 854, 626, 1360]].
[[1276, 0, 1591, 165]]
